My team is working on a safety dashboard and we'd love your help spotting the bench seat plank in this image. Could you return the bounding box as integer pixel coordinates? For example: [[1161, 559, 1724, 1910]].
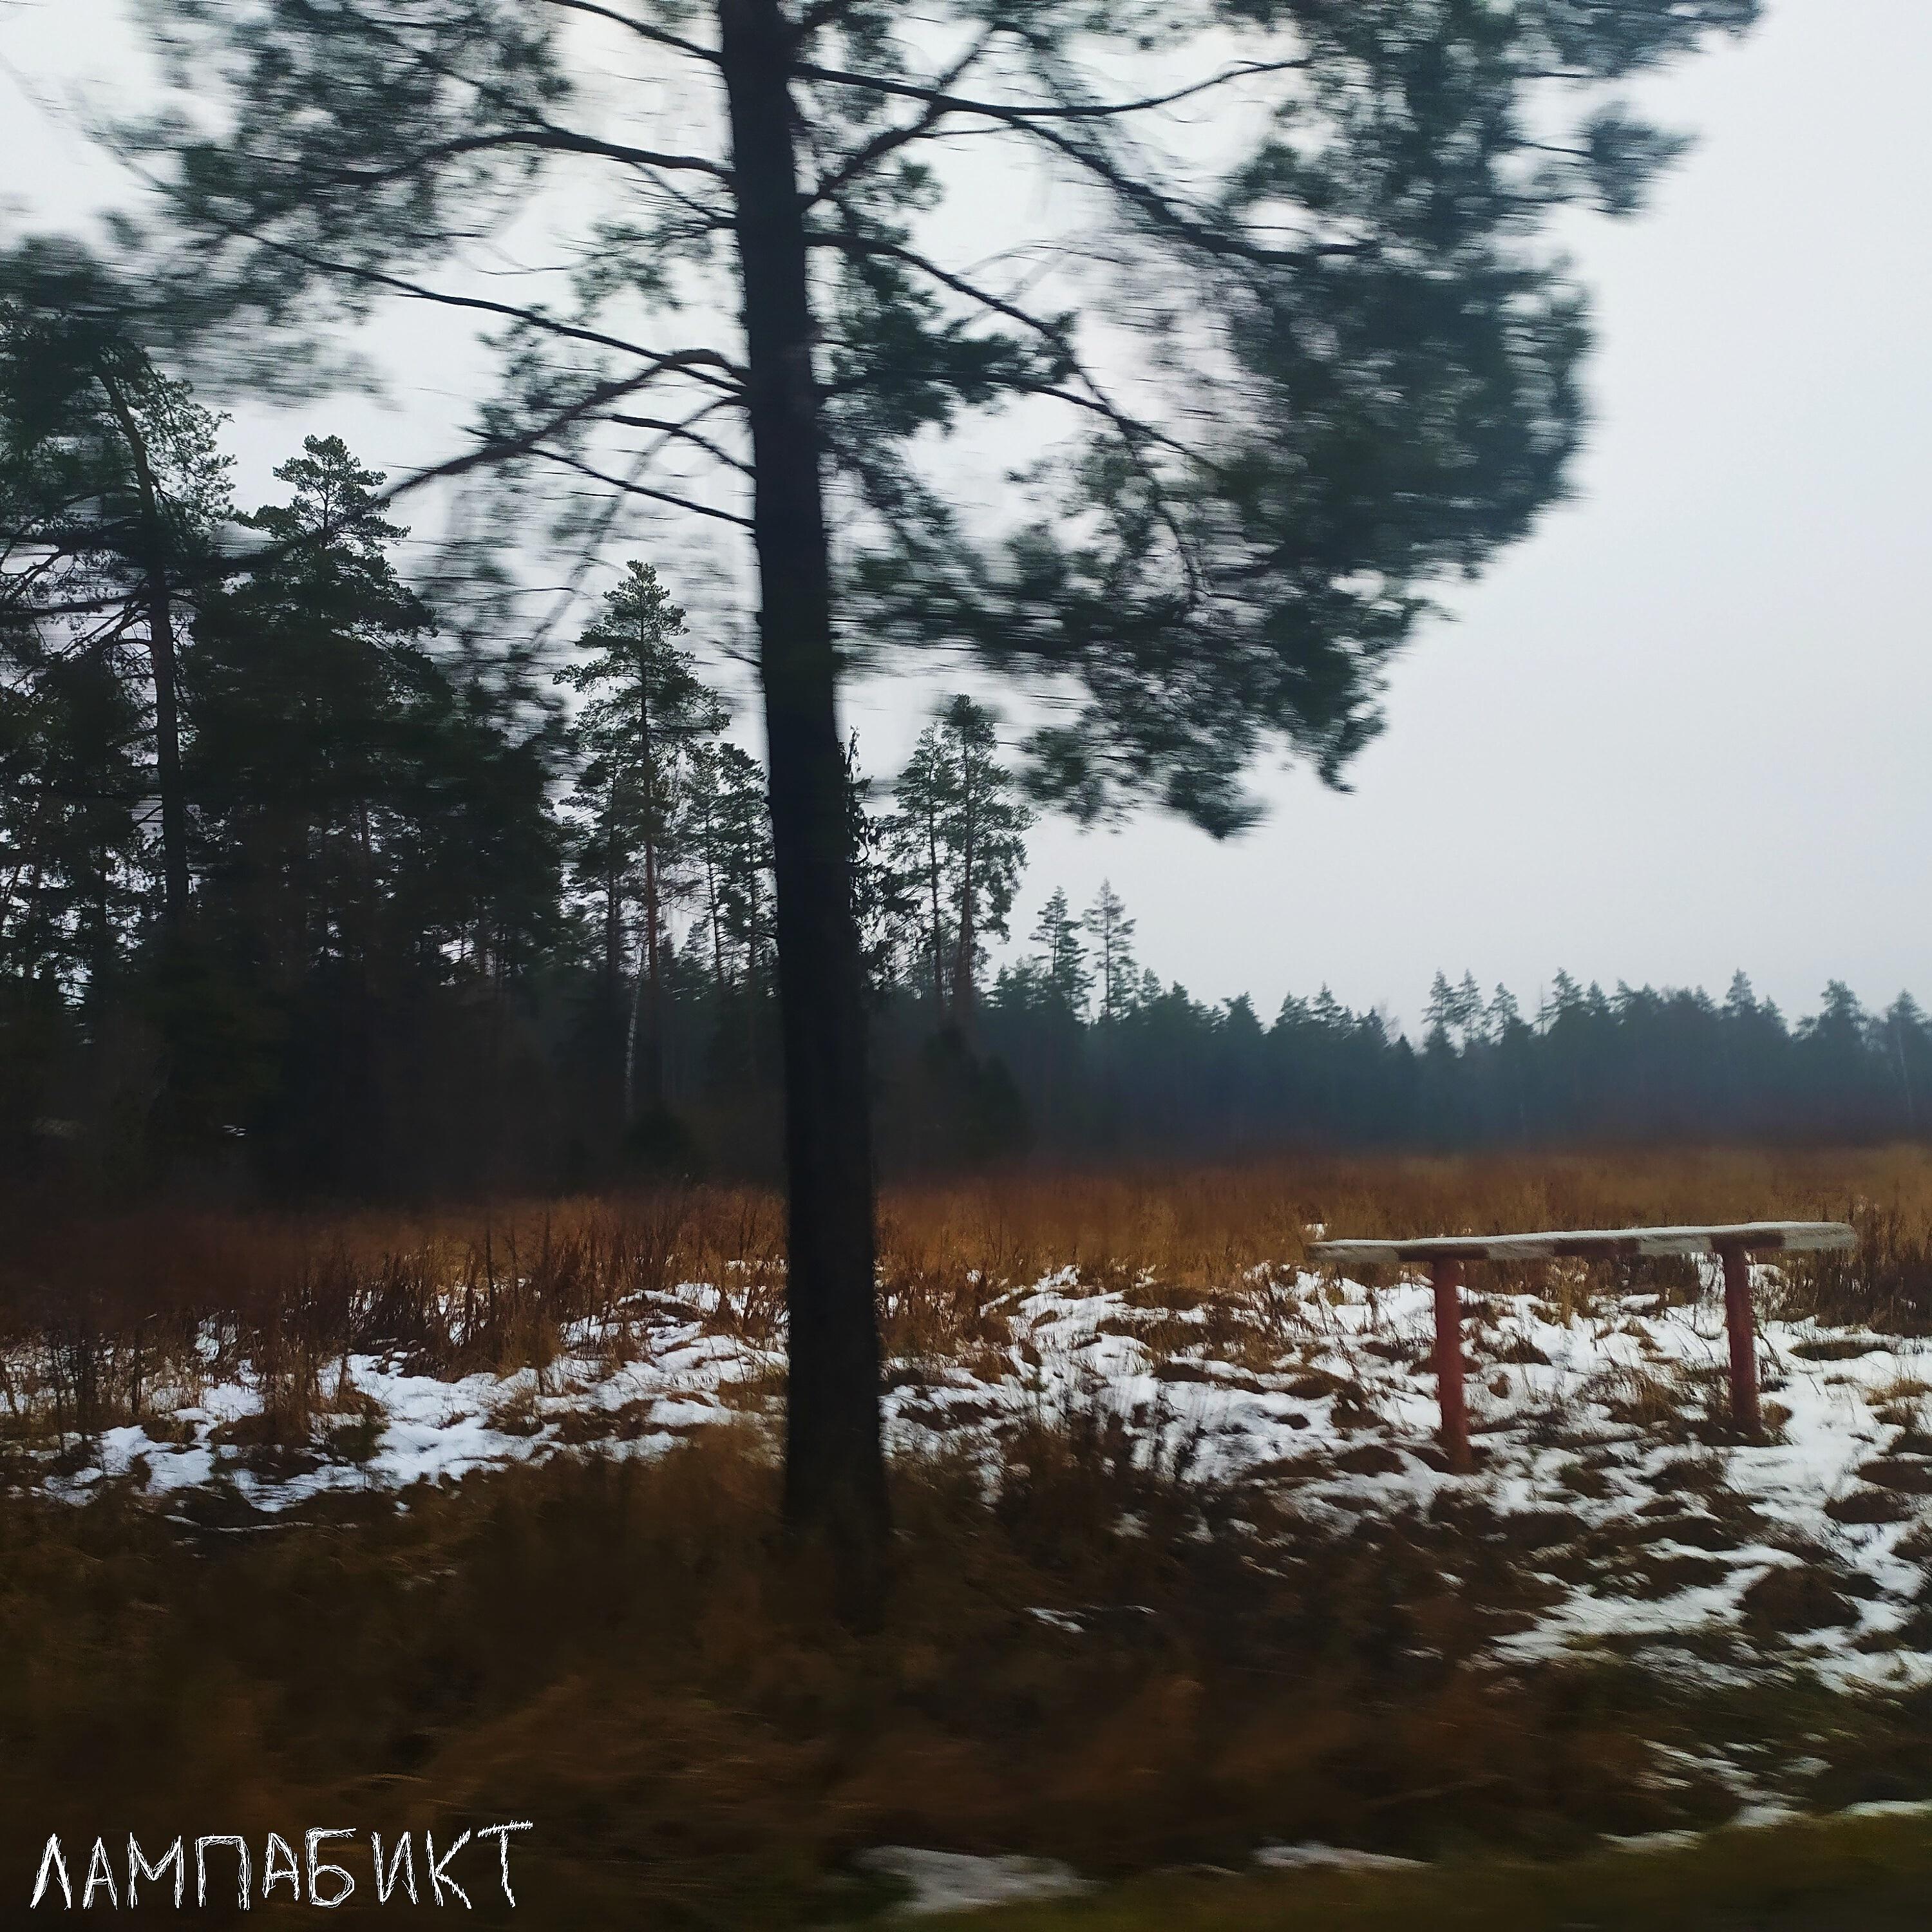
[[1307, 1220, 1855, 1266]]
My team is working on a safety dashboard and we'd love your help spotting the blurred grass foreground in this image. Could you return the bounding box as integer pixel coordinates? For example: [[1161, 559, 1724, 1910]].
[[8, 1146, 1932, 1924]]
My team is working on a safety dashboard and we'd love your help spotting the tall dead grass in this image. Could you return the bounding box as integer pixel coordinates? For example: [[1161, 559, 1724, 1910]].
[[3, 1146, 1929, 1449], [6, 1152, 1932, 1919], [3, 1428, 1910, 1927]]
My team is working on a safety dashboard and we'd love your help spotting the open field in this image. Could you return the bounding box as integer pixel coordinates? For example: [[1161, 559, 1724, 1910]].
[[6, 1147, 1932, 1922]]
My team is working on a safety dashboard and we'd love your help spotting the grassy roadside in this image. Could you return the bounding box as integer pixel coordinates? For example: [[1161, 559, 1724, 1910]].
[[6, 1433, 1932, 1926], [973, 1809, 1932, 1932]]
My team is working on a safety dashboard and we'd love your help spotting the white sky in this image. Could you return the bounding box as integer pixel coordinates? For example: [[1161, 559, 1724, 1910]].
[[4, 0, 1927, 1032], [980, 0, 1932, 1031]]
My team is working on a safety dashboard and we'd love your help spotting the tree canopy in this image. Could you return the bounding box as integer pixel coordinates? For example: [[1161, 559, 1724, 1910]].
[[6, 0, 1763, 1572], [98, 0, 1757, 824]]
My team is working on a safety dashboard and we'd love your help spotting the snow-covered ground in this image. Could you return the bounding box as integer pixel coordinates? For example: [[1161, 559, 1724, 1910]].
[[15, 1258, 1932, 1687]]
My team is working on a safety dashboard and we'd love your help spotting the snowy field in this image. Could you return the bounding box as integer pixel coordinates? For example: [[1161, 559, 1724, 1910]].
[[17, 1257, 1932, 1693]]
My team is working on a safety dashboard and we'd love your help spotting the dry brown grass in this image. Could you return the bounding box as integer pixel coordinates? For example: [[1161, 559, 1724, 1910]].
[[5, 1150, 1932, 1922], [954, 1808, 1932, 1932], [4, 1424, 1922, 1928], [4, 1146, 1930, 1452], [880, 1144, 1932, 1282]]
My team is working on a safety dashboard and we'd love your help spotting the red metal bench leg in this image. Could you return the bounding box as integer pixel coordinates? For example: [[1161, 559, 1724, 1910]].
[[1719, 1245, 1761, 1435], [1432, 1258, 1471, 1472]]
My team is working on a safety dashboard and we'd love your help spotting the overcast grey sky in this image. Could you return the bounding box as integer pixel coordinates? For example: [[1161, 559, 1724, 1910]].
[[5, 0, 1926, 1032], [974, 0, 1931, 1032]]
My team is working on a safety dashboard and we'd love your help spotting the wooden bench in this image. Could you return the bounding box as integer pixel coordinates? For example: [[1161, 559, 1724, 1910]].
[[1305, 1222, 1857, 1472]]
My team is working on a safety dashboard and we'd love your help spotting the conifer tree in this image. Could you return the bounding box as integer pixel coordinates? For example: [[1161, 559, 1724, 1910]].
[[558, 563, 727, 1122], [1030, 887, 1091, 1016], [88, 0, 1762, 1568], [842, 732, 913, 1004], [712, 741, 779, 1072], [1886, 994, 1931, 1135], [1, 278, 232, 936], [685, 743, 748, 1006], [193, 437, 435, 972], [891, 696, 1029, 1031], [1083, 882, 1138, 1026], [189, 433, 564, 1173], [892, 721, 958, 1019]]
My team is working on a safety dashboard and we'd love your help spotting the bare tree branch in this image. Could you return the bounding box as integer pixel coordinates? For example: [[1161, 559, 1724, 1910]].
[[312, 126, 733, 189], [797, 55, 1312, 126], [605, 399, 752, 477], [196, 227, 746, 391], [529, 446, 753, 529], [816, 222, 1205, 602], [815, 227, 1198, 458], [807, 27, 997, 205], [393, 354, 747, 504], [798, 59, 1356, 267], [529, 0, 721, 66]]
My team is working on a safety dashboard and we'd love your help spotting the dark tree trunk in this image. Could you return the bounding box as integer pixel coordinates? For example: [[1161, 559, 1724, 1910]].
[[144, 572, 189, 930], [602, 772, 630, 1142], [637, 696, 665, 1117], [100, 377, 189, 932], [951, 768, 977, 1032], [644, 904, 665, 1108], [925, 806, 946, 1019], [744, 862, 761, 1081], [703, 811, 727, 1004], [625, 929, 644, 1125], [604, 771, 623, 995], [719, 0, 888, 1586], [637, 818, 663, 1118]]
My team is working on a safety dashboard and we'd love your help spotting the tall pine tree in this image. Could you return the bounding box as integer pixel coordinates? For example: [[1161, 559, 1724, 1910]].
[[94, 0, 1761, 1575], [558, 562, 728, 1126]]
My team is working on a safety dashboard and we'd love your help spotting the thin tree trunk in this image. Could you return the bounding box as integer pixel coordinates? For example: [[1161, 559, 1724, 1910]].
[[720, 0, 887, 1587], [0, 789, 48, 949], [603, 770, 629, 1139], [744, 860, 760, 1081], [704, 816, 727, 1003], [925, 803, 945, 1019], [951, 758, 976, 1031], [603, 771, 623, 992], [624, 927, 644, 1126], [100, 376, 189, 933], [639, 822, 662, 1115], [22, 854, 48, 978], [638, 689, 666, 1117]]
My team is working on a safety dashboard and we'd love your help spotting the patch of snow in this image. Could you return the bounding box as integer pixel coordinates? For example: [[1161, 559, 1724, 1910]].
[[18, 1256, 1932, 1708], [1025, 1607, 1086, 1634], [855, 1847, 1091, 1916], [1253, 1842, 1425, 1873]]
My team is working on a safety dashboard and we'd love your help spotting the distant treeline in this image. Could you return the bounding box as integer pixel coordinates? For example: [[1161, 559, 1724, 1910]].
[[967, 967, 1932, 1164], [4, 355, 1924, 1198]]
